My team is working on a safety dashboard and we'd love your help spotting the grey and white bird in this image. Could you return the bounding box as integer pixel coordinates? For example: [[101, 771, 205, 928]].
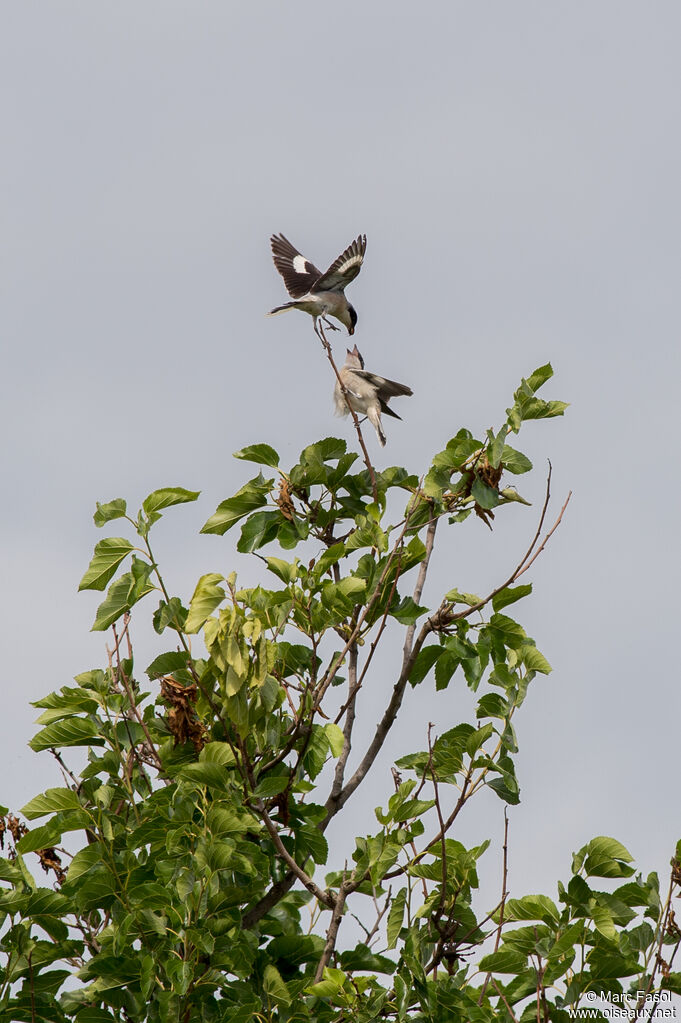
[[268, 233, 366, 339], [334, 345, 413, 447]]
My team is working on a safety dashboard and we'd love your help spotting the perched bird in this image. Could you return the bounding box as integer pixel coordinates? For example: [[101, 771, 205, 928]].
[[268, 233, 366, 339], [334, 345, 413, 447]]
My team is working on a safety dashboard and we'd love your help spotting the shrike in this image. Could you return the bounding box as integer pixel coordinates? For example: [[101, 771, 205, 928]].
[[334, 346, 413, 447], [268, 233, 366, 339]]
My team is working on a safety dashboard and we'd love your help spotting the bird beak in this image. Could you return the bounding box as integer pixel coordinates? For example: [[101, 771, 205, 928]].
[[348, 326, 355, 335]]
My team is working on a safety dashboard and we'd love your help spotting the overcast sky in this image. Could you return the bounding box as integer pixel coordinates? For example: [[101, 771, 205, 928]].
[[4, 1, 680, 939]]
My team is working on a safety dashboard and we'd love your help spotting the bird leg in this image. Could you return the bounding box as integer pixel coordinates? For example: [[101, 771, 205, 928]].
[[313, 318, 326, 344], [321, 316, 340, 332]]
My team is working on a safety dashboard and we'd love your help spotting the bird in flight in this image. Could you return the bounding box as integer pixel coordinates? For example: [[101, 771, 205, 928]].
[[268, 233, 367, 340], [334, 345, 413, 447]]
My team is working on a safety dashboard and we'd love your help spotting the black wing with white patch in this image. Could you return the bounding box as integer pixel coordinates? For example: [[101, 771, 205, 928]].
[[270, 234, 322, 299], [313, 235, 367, 293]]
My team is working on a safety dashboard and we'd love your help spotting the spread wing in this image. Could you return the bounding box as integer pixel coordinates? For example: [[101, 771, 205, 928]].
[[355, 370, 413, 399], [270, 234, 322, 298], [313, 234, 367, 293]]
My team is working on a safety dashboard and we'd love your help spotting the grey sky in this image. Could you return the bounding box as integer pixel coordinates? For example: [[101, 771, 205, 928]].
[[3, 0, 680, 925]]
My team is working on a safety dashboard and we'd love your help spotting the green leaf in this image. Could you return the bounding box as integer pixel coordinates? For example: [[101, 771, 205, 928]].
[[579, 837, 635, 879], [93, 499, 127, 527], [146, 651, 189, 679], [501, 445, 533, 474], [237, 510, 282, 553], [345, 516, 388, 553], [521, 644, 552, 674], [17, 821, 69, 853], [492, 584, 533, 612], [591, 902, 617, 942], [499, 487, 532, 505], [408, 645, 443, 685], [263, 964, 291, 1005], [200, 741, 237, 767], [502, 894, 560, 925], [78, 538, 134, 592], [314, 542, 346, 577], [142, 486, 200, 517], [476, 693, 508, 719], [253, 774, 289, 798], [300, 437, 347, 464], [488, 613, 527, 649], [471, 478, 499, 509], [30, 717, 103, 752], [233, 443, 280, 468], [21, 788, 81, 820], [200, 474, 273, 535], [444, 589, 481, 606], [521, 398, 569, 422], [478, 947, 528, 974], [431, 433, 482, 473], [387, 887, 407, 949], [177, 762, 231, 792], [526, 363, 554, 391], [466, 722, 494, 757], [91, 560, 155, 631], [324, 723, 345, 758], [487, 757, 520, 805], [321, 576, 366, 613], [153, 596, 188, 634], [487, 425, 510, 469], [339, 945, 396, 974], [390, 596, 429, 625], [185, 573, 225, 633], [265, 557, 297, 584], [434, 651, 459, 691]]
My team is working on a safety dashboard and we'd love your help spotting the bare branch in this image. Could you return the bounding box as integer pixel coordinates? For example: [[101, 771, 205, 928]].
[[329, 644, 359, 803], [255, 802, 335, 910], [314, 879, 350, 983], [325, 612, 437, 820]]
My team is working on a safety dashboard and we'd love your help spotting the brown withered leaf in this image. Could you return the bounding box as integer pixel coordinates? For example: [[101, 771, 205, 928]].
[[666, 907, 681, 939], [276, 478, 296, 522], [36, 846, 66, 884], [7, 814, 28, 845], [474, 504, 495, 529], [160, 676, 208, 752], [671, 857, 681, 887]]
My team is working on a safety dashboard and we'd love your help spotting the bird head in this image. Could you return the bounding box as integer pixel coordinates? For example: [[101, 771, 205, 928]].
[[347, 305, 358, 335]]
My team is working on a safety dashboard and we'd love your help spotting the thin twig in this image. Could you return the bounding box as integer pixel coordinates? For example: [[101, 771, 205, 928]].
[[479, 809, 510, 1003], [514, 490, 572, 581], [490, 975, 520, 1022], [448, 468, 571, 624], [334, 549, 403, 723], [111, 616, 164, 775], [314, 505, 420, 712]]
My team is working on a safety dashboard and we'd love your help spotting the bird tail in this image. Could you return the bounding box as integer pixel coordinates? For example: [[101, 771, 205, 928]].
[[367, 407, 387, 447], [266, 302, 295, 316], [379, 398, 402, 421]]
